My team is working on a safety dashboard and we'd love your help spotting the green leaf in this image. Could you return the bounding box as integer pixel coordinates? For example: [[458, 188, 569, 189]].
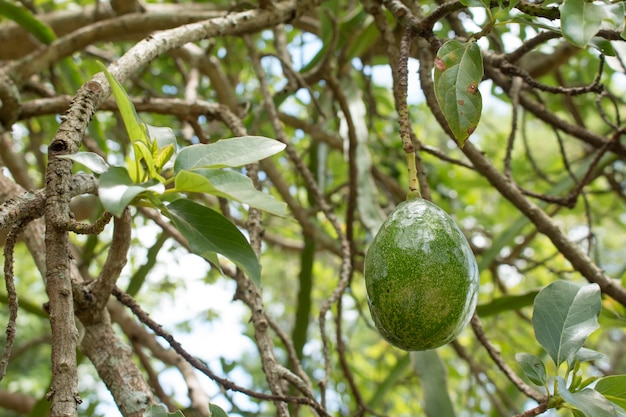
[[0, 0, 56, 44], [557, 377, 618, 417], [58, 152, 109, 174], [433, 40, 483, 146], [369, 354, 411, 408], [126, 232, 168, 296], [173, 169, 287, 217], [596, 375, 626, 411], [174, 136, 285, 172], [143, 404, 185, 417], [344, 18, 379, 62], [165, 199, 261, 285], [602, 3, 625, 30], [532, 281, 601, 367], [476, 291, 538, 316], [515, 352, 547, 386], [574, 347, 606, 364], [27, 391, 51, 417], [209, 404, 230, 417], [99, 167, 165, 216], [559, 0, 607, 47], [412, 351, 457, 417], [97, 62, 149, 146], [458, 0, 486, 7]]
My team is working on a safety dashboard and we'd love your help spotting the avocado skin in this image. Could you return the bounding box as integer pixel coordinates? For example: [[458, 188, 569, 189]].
[[364, 198, 479, 351]]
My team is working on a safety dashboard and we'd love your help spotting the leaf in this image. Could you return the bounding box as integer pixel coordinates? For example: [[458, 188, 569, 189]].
[[574, 347, 606, 364], [433, 40, 483, 146], [174, 136, 286, 172], [338, 78, 385, 234], [146, 124, 177, 150], [557, 377, 618, 417], [596, 375, 626, 411], [143, 404, 185, 417], [133, 140, 161, 181], [476, 291, 538, 317], [146, 124, 177, 170], [369, 354, 411, 408], [58, 152, 109, 174], [458, 0, 489, 7], [99, 167, 165, 216], [412, 351, 457, 417], [602, 3, 625, 30], [97, 62, 149, 146], [166, 199, 261, 285], [209, 404, 230, 417], [532, 281, 601, 367], [559, 0, 608, 47], [515, 352, 547, 386], [0, 0, 56, 44], [173, 169, 287, 217]]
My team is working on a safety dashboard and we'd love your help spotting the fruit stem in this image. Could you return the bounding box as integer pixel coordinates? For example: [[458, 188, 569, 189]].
[[395, 29, 421, 201], [406, 151, 421, 199]]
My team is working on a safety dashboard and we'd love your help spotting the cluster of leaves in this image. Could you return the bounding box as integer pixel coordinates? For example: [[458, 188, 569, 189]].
[[518, 281, 626, 417], [63, 64, 287, 286]]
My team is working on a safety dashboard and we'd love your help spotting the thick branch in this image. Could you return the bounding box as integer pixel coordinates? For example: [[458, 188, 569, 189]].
[[79, 310, 155, 417]]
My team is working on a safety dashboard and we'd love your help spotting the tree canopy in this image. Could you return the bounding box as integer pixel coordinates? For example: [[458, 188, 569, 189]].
[[0, 0, 625, 416]]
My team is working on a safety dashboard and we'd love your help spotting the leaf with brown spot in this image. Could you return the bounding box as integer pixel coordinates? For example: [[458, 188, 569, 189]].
[[433, 40, 484, 147]]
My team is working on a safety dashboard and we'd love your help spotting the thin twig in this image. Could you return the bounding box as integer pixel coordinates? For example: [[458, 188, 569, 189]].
[[471, 315, 545, 402], [0, 218, 31, 382], [111, 288, 331, 417]]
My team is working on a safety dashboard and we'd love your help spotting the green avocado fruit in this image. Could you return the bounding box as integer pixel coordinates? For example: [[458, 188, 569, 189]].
[[364, 198, 479, 351]]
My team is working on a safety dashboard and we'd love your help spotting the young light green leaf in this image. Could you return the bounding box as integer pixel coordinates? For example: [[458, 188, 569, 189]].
[[433, 40, 483, 147], [146, 124, 176, 149], [412, 350, 457, 417], [99, 167, 164, 216], [557, 377, 618, 417], [97, 61, 149, 145], [165, 199, 261, 285], [174, 169, 287, 217], [146, 124, 177, 171], [532, 281, 601, 367], [58, 152, 109, 174], [174, 136, 286, 172], [143, 404, 185, 417], [133, 140, 162, 181], [209, 404, 230, 417], [559, 0, 608, 47], [515, 352, 547, 386], [596, 375, 626, 411]]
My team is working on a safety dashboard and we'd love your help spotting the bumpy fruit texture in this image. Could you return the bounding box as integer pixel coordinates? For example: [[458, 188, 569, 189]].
[[364, 198, 479, 351]]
